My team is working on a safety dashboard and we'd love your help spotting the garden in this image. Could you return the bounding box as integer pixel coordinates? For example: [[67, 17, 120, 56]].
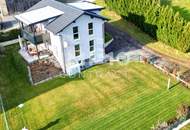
[[1, 45, 190, 129]]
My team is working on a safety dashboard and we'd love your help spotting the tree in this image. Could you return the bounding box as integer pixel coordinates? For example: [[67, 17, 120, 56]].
[[106, 0, 190, 52]]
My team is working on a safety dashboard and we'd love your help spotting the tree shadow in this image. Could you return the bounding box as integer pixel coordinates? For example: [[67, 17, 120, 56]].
[[124, 13, 158, 39], [38, 118, 61, 130], [105, 13, 157, 54]]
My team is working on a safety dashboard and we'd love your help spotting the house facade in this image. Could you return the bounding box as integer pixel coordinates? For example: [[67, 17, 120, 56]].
[[15, 0, 107, 75]]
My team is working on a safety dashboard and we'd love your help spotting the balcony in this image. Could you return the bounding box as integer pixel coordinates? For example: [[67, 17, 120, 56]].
[[22, 29, 44, 45]]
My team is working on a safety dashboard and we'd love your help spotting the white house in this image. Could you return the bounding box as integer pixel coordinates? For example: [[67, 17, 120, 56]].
[[15, 0, 107, 75]]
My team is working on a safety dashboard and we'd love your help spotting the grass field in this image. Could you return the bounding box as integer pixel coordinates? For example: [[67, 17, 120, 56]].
[[163, 0, 190, 21], [1, 45, 190, 129], [182, 123, 190, 130], [96, 0, 190, 66]]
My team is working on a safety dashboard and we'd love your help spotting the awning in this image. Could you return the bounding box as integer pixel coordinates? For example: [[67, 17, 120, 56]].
[[15, 6, 64, 26]]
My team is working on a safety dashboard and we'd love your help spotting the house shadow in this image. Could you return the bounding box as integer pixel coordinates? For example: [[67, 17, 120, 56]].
[[38, 118, 61, 130], [0, 45, 84, 111], [105, 13, 157, 54]]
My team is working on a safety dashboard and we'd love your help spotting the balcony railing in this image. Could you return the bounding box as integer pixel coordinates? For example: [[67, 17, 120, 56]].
[[22, 29, 43, 45]]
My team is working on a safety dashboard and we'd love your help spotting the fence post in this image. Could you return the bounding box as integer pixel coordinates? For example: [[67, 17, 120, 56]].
[[0, 95, 10, 130], [167, 78, 171, 90]]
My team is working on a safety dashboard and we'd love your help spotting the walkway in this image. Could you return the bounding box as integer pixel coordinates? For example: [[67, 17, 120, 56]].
[[105, 23, 190, 86], [105, 23, 190, 69]]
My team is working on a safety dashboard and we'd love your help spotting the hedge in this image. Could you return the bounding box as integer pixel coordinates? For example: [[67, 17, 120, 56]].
[[105, 0, 190, 52], [0, 29, 21, 42]]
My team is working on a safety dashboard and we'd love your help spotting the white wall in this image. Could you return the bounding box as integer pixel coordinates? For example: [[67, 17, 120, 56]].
[[48, 31, 66, 73], [59, 14, 105, 66]]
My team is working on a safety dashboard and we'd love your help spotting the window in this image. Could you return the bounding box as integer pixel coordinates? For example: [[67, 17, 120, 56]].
[[75, 44, 80, 56], [90, 55, 95, 59], [88, 23, 93, 35], [73, 26, 79, 39], [89, 40, 94, 52]]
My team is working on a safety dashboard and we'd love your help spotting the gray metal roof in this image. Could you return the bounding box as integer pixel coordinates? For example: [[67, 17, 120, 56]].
[[26, 0, 107, 34]]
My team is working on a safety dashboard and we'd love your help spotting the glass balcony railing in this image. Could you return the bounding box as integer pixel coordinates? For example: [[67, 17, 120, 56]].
[[22, 29, 43, 44]]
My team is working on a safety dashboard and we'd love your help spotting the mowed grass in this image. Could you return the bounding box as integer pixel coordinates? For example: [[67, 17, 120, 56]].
[[1, 45, 190, 130], [182, 123, 190, 130], [165, 0, 190, 21], [96, 0, 190, 66]]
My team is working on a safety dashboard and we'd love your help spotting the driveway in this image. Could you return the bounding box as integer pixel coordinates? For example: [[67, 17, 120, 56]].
[[105, 23, 142, 57], [105, 23, 190, 69], [105, 23, 190, 86]]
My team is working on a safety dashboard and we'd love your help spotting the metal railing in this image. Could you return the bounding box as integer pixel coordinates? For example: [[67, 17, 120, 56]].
[[21, 29, 43, 44]]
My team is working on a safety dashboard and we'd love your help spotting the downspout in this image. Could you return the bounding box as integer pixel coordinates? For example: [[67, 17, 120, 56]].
[[60, 35, 67, 74]]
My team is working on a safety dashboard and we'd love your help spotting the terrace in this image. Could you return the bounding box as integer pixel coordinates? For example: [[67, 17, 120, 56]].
[[15, 6, 63, 64]]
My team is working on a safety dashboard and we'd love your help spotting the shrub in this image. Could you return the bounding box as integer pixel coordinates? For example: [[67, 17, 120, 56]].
[[152, 104, 190, 130], [105, 0, 190, 52], [151, 120, 168, 130], [0, 29, 21, 42], [177, 104, 190, 119]]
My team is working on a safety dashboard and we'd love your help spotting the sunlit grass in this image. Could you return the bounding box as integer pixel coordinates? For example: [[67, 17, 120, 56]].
[[1, 45, 190, 129], [96, 0, 190, 65]]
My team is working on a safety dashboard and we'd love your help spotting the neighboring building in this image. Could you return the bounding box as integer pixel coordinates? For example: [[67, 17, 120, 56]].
[[2, 0, 81, 15], [0, 0, 8, 16], [15, 0, 107, 75]]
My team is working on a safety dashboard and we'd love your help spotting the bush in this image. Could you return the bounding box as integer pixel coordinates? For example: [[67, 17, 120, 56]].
[[151, 120, 168, 130], [105, 0, 190, 52], [177, 104, 190, 119], [0, 29, 21, 42], [152, 104, 190, 130]]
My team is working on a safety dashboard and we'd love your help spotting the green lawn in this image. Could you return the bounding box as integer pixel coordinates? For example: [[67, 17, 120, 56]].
[[162, 0, 190, 21], [96, 0, 190, 66], [182, 123, 190, 130], [1, 45, 190, 130]]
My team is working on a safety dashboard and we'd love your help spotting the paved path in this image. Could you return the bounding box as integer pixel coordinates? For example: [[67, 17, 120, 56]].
[[105, 23, 190, 69], [105, 23, 141, 57]]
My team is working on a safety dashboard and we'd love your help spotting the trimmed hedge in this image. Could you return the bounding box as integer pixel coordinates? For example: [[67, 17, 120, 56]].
[[105, 32, 112, 43], [105, 0, 190, 52], [0, 29, 21, 42]]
